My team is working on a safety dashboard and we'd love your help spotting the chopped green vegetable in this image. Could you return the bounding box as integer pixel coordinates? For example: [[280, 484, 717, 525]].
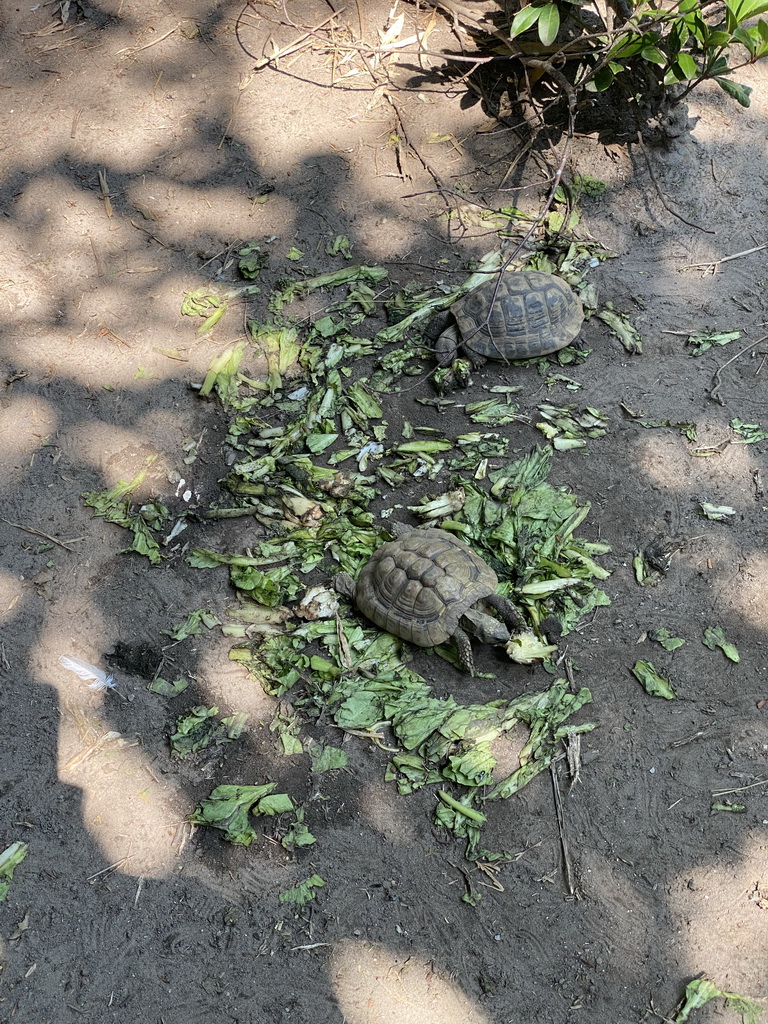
[[505, 630, 558, 664], [229, 565, 303, 606], [702, 626, 740, 663], [278, 873, 326, 906], [622, 407, 698, 442], [170, 706, 246, 757], [326, 235, 353, 259], [699, 502, 736, 521], [82, 468, 167, 565], [731, 418, 768, 444], [595, 304, 642, 354], [464, 399, 523, 426], [710, 801, 746, 814], [650, 629, 685, 652], [310, 745, 350, 773], [686, 330, 740, 356], [250, 325, 301, 393], [148, 676, 190, 696], [198, 341, 249, 402], [536, 404, 608, 447], [191, 784, 294, 845], [407, 488, 466, 520], [281, 808, 316, 850], [161, 609, 220, 641], [181, 288, 228, 334], [632, 660, 676, 699], [0, 841, 28, 903], [270, 264, 387, 310], [670, 977, 762, 1024], [237, 242, 268, 279], [269, 706, 304, 755]]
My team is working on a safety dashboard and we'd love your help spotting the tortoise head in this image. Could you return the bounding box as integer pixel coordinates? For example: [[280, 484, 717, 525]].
[[461, 605, 510, 645]]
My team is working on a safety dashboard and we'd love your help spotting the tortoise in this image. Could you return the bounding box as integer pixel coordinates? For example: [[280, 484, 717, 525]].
[[430, 270, 584, 367], [334, 522, 522, 676]]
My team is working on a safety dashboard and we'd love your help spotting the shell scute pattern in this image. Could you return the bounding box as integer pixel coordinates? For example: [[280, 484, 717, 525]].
[[455, 271, 583, 360], [354, 528, 499, 647]]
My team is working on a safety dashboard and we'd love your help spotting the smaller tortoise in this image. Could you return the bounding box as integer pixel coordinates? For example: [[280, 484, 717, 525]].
[[431, 270, 584, 367], [334, 523, 522, 676]]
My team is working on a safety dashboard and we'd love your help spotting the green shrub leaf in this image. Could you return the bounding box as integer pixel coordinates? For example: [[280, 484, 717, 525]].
[[715, 76, 753, 106], [509, 5, 541, 37], [537, 4, 560, 45], [641, 45, 667, 64], [676, 52, 699, 78]]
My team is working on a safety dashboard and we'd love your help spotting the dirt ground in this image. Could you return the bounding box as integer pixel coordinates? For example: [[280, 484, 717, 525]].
[[1, 2, 767, 1022]]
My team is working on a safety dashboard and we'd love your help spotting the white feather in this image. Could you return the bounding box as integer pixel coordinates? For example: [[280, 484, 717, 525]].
[[59, 655, 116, 690]]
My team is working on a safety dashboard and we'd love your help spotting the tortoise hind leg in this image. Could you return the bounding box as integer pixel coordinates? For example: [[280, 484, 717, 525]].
[[485, 592, 524, 630], [452, 626, 477, 676]]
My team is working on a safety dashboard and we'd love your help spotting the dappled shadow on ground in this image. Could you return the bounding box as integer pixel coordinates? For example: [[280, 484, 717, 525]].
[[1, 1, 768, 1021]]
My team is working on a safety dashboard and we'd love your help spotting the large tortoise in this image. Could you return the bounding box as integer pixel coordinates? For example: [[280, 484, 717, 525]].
[[431, 270, 584, 366], [334, 523, 522, 676]]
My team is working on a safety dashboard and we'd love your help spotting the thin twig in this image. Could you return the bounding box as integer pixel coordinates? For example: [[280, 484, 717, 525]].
[[89, 233, 106, 278], [669, 723, 714, 748], [97, 169, 113, 218], [386, 94, 451, 209], [117, 24, 179, 57], [0, 517, 77, 551], [238, 7, 344, 69], [710, 333, 768, 405], [635, 132, 715, 234], [86, 858, 131, 883], [680, 241, 768, 272], [712, 778, 768, 798]]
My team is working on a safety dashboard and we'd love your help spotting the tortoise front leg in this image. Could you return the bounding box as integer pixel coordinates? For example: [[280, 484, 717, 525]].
[[452, 626, 477, 676], [434, 322, 461, 367], [485, 592, 524, 630]]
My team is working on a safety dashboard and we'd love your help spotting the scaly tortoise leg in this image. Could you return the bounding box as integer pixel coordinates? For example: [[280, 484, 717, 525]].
[[452, 626, 477, 676]]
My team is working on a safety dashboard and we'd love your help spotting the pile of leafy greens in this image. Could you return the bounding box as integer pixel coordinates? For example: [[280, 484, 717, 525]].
[[83, 250, 612, 861]]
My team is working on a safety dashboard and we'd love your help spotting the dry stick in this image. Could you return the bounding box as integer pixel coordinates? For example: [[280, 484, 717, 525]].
[[710, 333, 768, 405], [238, 7, 344, 69], [386, 95, 451, 207], [0, 517, 77, 552], [680, 241, 768, 272], [712, 778, 768, 798], [117, 24, 179, 56], [669, 724, 714, 748], [97, 169, 113, 218], [70, 106, 82, 138], [88, 234, 106, 278], [635, 131, 715, 234], [550, 759, 578, 898]]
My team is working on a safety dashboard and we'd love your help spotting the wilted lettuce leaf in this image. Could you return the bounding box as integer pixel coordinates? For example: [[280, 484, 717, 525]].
[[278, 873, 326, 905], [702, 626, 740, 663], [310, 745, 350, 773], [161, 608, 220, 641], [632, 660, 676, 699], [148, 676, 190, 697], [191, 784, 294, 845], [0, 841, 28, 903], [170, 706, 246, 758]]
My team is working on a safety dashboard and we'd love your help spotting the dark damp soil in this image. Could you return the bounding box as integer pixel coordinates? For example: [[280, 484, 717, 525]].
[[1, 3, 767, 1023]]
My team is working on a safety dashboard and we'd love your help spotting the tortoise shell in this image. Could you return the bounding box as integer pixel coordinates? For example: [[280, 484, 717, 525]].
[[453, 270, 584, 360], [353, 527, 498, 647]]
